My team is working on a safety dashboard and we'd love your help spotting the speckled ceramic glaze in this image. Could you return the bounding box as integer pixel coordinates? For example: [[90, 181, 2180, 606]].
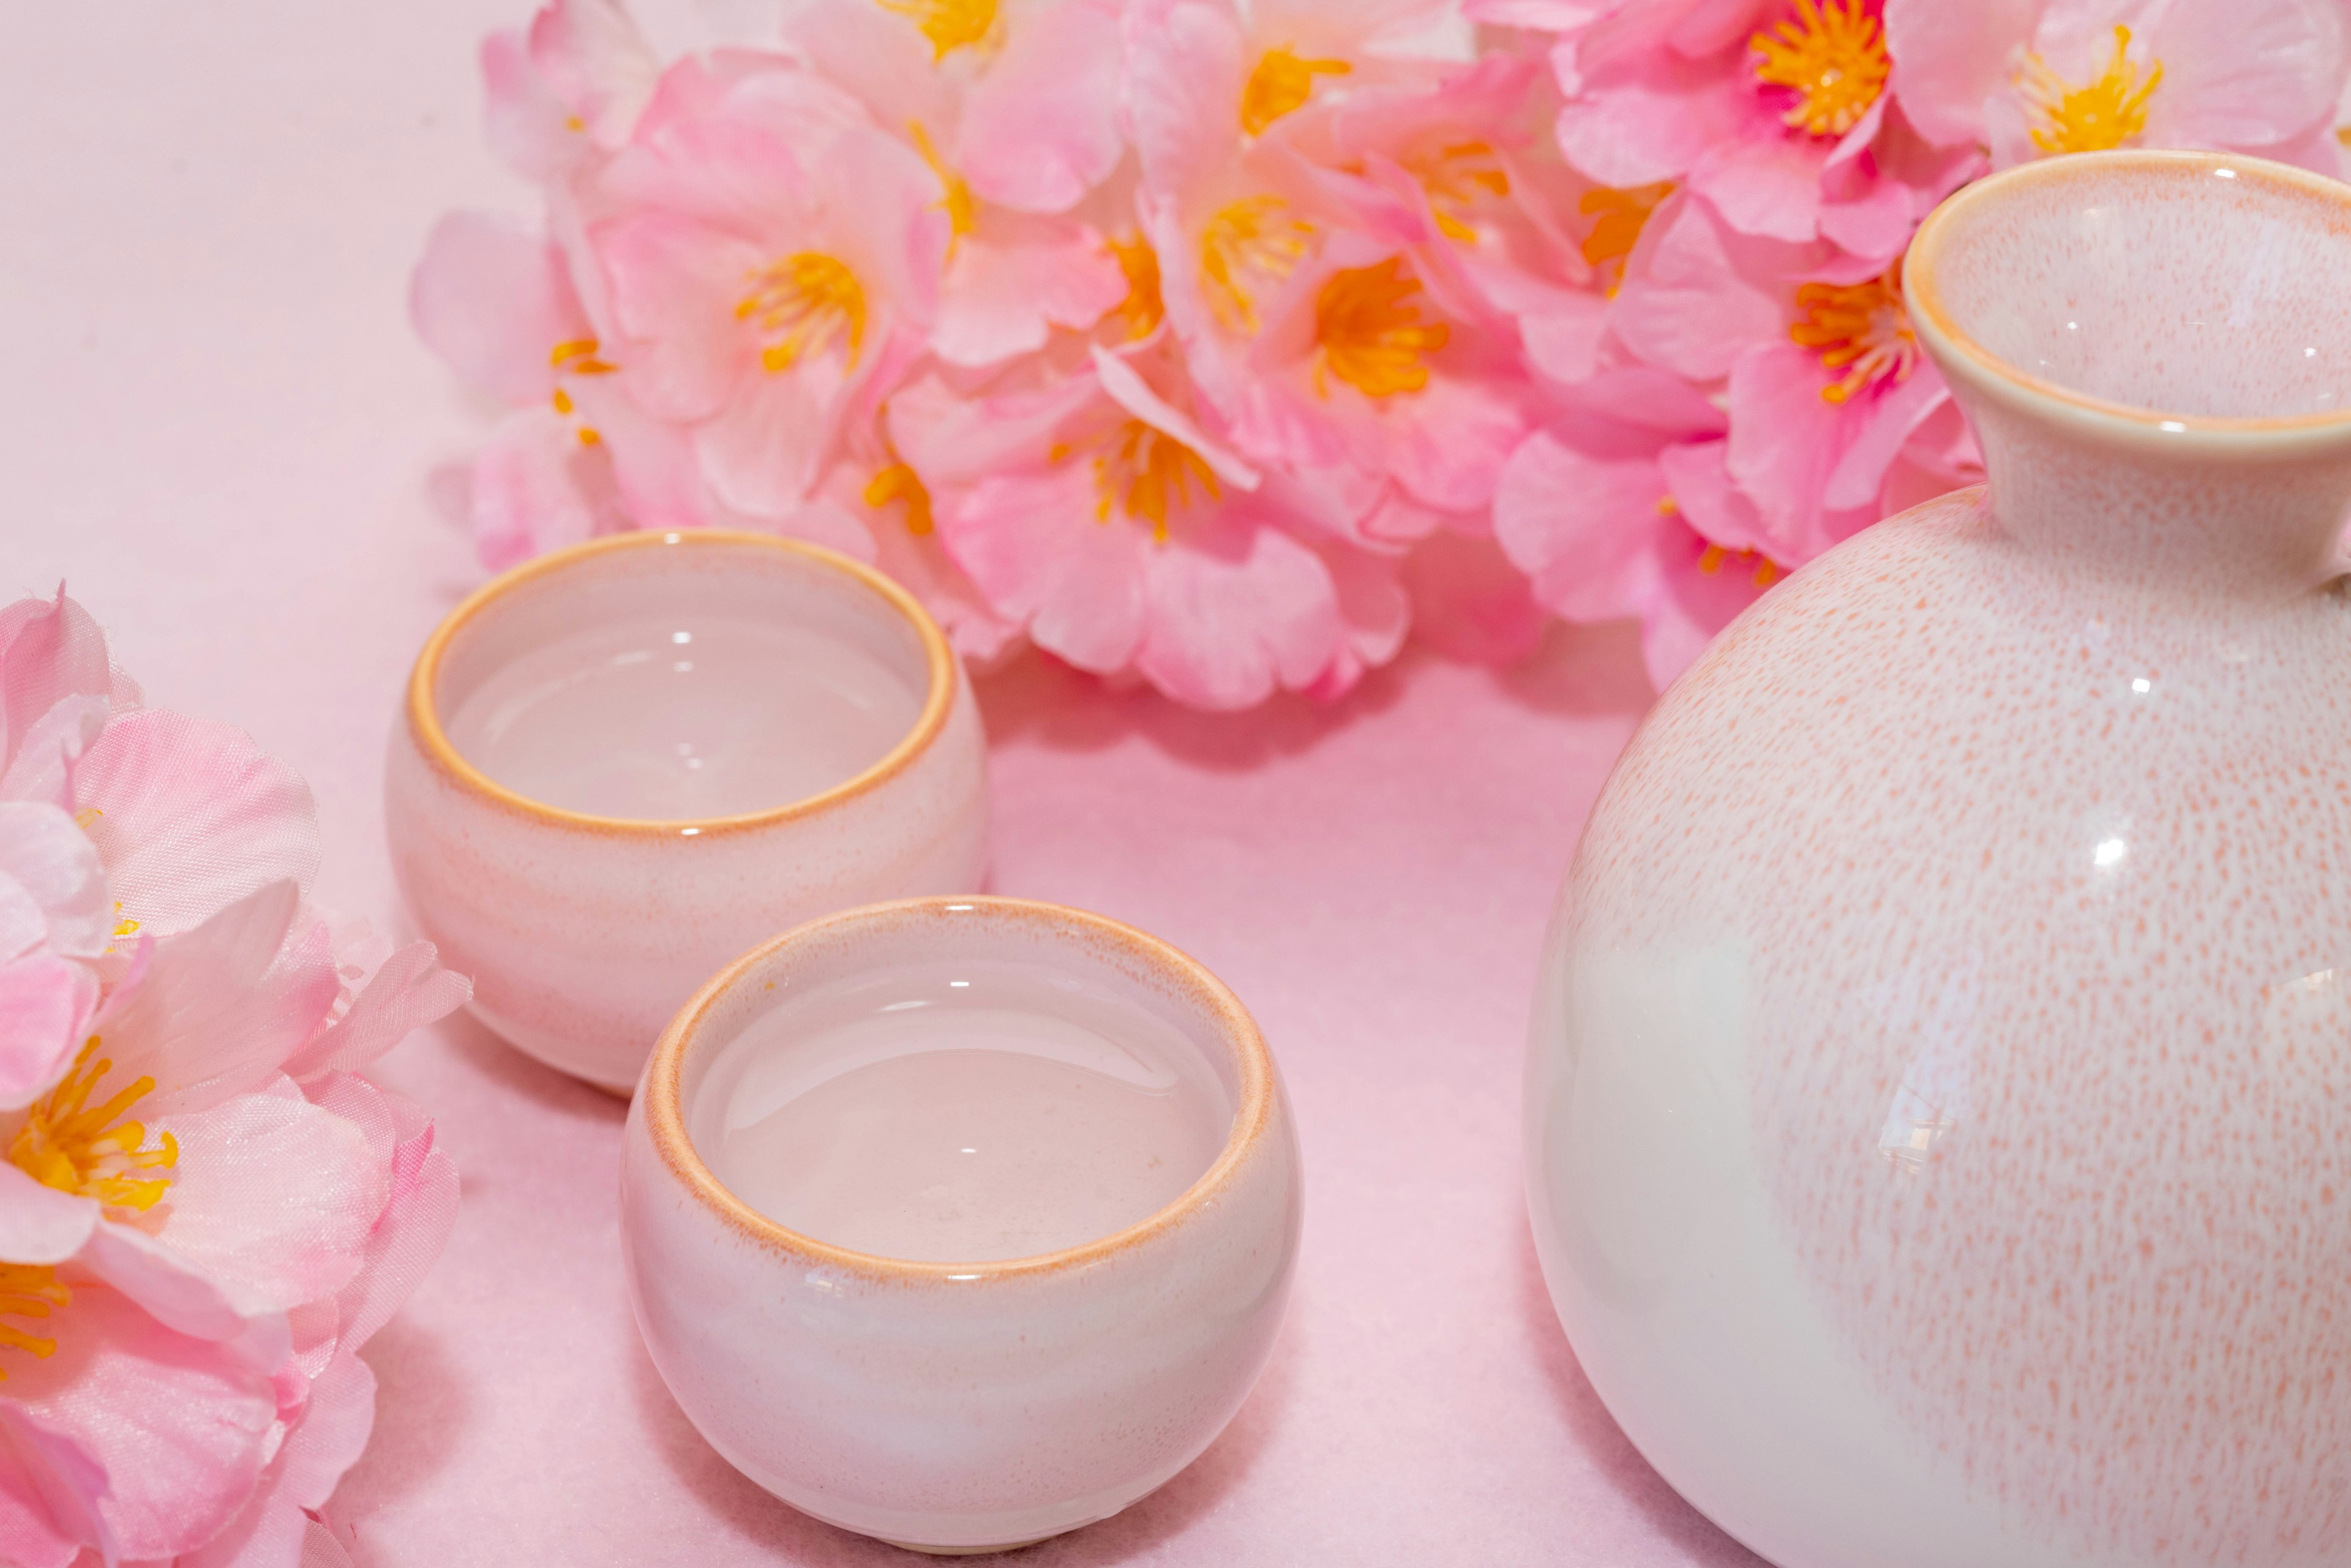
[[1527, 152, 2351, 1568], [386, 531, 988, 1091], [619, 898, 1302, 1554]]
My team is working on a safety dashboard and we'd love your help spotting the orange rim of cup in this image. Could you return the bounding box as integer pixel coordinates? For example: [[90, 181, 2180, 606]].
[[405, 530, 959, 838], [640, 896, 1282, 1283]]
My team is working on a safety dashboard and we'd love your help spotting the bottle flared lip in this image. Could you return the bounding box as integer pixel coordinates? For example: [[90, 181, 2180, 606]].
[[1908, 150, 2351, 456]]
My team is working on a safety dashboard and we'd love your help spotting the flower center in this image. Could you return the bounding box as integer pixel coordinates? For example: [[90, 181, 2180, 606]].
[[1108, 234, 1164, 340], [549, 339, 617, 447], [1751, 0, 1889, 138], [1084, 420, 1221, 544], [1314, 259, 1449, 398], [737, 255, 868, 374], [1201, 197, 1313, 335], [1578, 182, 1674, 293], [879, 0, 996, 59], [1697, 542, 1783, 587], [1412, 141, 1511, 244], [2020, 26, 2160, 156], [1241, 47, 1351, 137], [1790, 259, 1917, 404], [0, 1265, 67, 1376], [864, 462, 934, 536], [9, 1036, 177, 1215]]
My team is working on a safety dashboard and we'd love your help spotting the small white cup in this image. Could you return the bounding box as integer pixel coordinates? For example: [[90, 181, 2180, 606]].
[[386, 531, 988, 1091], [618, 896, 1303, 1553]]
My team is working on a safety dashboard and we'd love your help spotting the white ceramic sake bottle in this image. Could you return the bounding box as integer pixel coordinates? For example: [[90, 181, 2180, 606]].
[[1526, 151, 2351, 1568]]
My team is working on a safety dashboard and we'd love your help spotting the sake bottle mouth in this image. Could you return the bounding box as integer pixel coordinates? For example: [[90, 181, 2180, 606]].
[[1908, 151, 2351, 455]]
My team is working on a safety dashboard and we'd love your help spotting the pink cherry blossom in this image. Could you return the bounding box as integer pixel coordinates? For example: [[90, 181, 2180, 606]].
[[0, 592, 466, 1568], [585, 58, 951, 519], [1886, 0, 2351, 173], [1540, 0, 1978, 259], [481, 0, 660, 182], [776, 0, 1130, 367], [893, 345, 1398, 707]]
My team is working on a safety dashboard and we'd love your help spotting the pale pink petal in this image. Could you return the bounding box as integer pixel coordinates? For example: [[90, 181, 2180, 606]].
[[282, 939, 468, 1083], [470, 406, 611, 571], [1641, 523, 1773, 688], [529, 0, 660, 148], [945, 467, 1150, 673], [888, 372, 1100, 486], [804, 120, 951, 332], [691, 356, 842, 517], [1817, 175, 1916, 261], [178, 1458, 309, 1568], [961, 1, 1127, 212], [74, 708, 320, 938], [0, 592, 111, 782], [2146, 0, 2351, 154], [1298, 538, 1411, 699], [775, 0, 950, 139], [594, 213, 765, 422], [1668, 0, 1776, 55], [1399, 526, 1549, 664], [1723, 339, 1868, 560], [1133, 514, 1342, 709], [322, 1101, 457, 1354], [0, 803, 108, 961], [0, 1165, 97, 1264], [1384, 373, 1529, 513], [77, 1220, 263, 1347], [96, 883, 342, 1117], [1550, 365, 1730, 435], [1821, 363, 1951, 513], [863, 512, 1027, 663], [0, 696, 108, 812], [408, 212, 587, 407], [1520, 290, 1613, 386], [1883, 0, 2041, 147], [272, 1351, 376, 1512], [5, 1288, 279, 1562], [1464, 0, 1611, 23], [1094, 347, 1262, 489], [1125, 0, 1249, 204], [1655, 434, 1775, 555], [1553, 59, 1758, 187], [481, 28, 583, 181], [568, 381, 713, 532], [933, 215, 1129, 367], [1610, 193, 1796, 381], [0, 959, 94, 1111], [150, 1090, 390, 1313], [1493, 428, 1670, 621], [0, 1402, 112, 1568], [1687, 132, 1828, 242]]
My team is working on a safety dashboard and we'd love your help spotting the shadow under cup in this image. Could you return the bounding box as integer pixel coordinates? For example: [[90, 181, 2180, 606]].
[[385, 531, 989, 1092], [618, 897, 1304, 1553]]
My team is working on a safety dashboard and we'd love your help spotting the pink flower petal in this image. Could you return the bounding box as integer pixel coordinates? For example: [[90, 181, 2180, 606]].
[[0, 592, 113, 784], [1134, 512, 1342, 709], [481, 28, 583, 181], [1383, 372, 1529, 513], [1656, 434, 1775, 555], [961, 0, 1128, 212], [282, 939, 468, 1083], [0, 958, 97, 1111], [594, 212, 765, 423], [74, 707, 320, 938], [2146, 0, 2351, 154], [1553, 56, 1757, 187], [946, 467, 1150, 673], [470, 406, 611, 572], [0, 1165, 98, 1264], [1883, 0, 2040, 148], [1125, 0, 1250, 204], [0, 696, 108, 812], [934, 215, 1129, 367], [1493, 428, 1670, 621], [96, 882, 341, 1117], [409, 212, 588, 407], [1611, 192, 1798, 381], [1641, 523, 1769, 689], [0, 1402, 111, 1568], [1821, 362, 1951, 513], [1688, 132, 1828, 242], [0, 803, 107, 961], [4, 1286, 279, 1562]]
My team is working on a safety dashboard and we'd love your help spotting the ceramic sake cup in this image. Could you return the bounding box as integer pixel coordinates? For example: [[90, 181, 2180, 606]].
[[618, 897, 1302, 1554], [386, 531, 988, 1092]]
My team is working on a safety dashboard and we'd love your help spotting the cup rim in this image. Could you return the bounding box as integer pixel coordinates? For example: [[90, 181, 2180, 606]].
[[1907, 149, 2351, 448], [639, 896, 1280, 1283], [405, 530, 958, 838]]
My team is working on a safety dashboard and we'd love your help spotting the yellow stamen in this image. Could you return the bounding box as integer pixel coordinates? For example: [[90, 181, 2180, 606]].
[[1751, 0, 1890, 138], [908, 122, 976, 239], [2020, 26, 2161, 156], [736, 254, 868, 373], [1201, 196, 1313, 335], [1790, 258, 1918, 404], [879, 0, 996, 59], [111, 915, 138, 938], [1579, 182, 1674, 293], [577, 427, 603, 446], [9, 1036, 178, 1215], [1655, 495, 1680, 516], [71, 808, 101, 831], [550, 386, 575, 415], [1241, 47, 1351, 136], [1108, 234, 1164, 340], [1314, 258, 1449, 399], [1087, 420, 1221, 545], [0, 1264, 68, 1376], [1697, 542, 1783, 587], [1412, 141, 1511, 244], [864, 462, 935, 536], [549, 338, 617, 375]]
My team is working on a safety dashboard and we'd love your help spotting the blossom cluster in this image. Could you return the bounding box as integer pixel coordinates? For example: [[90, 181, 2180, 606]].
[[416, 0, 2351, 703], [0, 591, 467, 1566]]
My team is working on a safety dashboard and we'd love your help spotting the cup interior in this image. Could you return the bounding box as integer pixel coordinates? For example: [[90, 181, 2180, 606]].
[[426, 533, 943, 823], [670, 901, 1259, 1269], [1914, 156, 2351, 422]]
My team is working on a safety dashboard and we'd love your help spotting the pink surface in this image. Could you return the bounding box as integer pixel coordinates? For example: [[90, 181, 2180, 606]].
[[1, 6, 1764, 1564]]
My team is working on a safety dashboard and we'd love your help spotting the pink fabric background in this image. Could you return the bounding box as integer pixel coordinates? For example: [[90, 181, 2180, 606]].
[[3, 6, 1769, 1563]]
